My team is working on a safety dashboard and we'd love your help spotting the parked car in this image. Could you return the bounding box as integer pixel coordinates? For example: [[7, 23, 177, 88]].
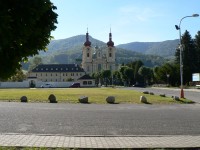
[[41, 83, 53, 88], [69, 83, 80, 88]]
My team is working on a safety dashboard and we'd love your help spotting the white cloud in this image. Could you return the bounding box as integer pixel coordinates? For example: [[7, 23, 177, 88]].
[[119, 6, 163, 22]]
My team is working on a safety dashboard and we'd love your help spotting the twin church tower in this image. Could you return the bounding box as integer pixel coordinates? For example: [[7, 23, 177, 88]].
[[82, 29, 116, 74]]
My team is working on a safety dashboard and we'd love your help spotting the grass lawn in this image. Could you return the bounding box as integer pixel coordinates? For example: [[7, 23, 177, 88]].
[[0, 87, 193, 104]]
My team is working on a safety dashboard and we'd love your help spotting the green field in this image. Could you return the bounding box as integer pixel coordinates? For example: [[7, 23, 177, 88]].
[[0, 88, 193, 104]]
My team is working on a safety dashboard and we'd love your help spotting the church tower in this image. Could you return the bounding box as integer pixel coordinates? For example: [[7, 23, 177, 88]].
[[81, 29, 116, 74], [82, 29, 93, 74], [106, 29, 115, 71]]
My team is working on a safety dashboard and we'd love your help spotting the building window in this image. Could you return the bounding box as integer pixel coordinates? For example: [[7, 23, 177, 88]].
[[51, 68, 53, 70], [56, 74, 57, 76], [76, 73, 78, 76], [109, 53, 112, 57], [88, 81, 92, 85], [66, 73, 67, 76], [80, 73, 82, 76], [63, 73, 65, 76], [41, 73, 42, 76], [83, 81, 87, 85], [51, 74, 52, 76], [46, 73, 47, 76], [71, 73, 74, 76], [36, 74, 37, 77], [98, 52, 101, 57], [87, 53, 89, 57], [87, 66, 90, 72], [66, 68, 68, 70], [46, 68, 48, 71], [98, 64, 101, 71]]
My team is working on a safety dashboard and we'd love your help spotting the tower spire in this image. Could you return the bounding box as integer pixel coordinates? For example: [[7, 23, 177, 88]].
[[84, 28, 91, 47], [107, 28, 114, 47]]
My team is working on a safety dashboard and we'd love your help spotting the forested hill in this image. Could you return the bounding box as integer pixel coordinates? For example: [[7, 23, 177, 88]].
[[23, 35, 178, 70], [117, 39, 179, 58], [39, 35, 105, 56]]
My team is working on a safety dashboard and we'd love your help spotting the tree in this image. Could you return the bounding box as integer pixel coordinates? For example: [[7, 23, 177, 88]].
[[0, 0, 58, 79], [101, 70, 111, 86], [194, 31, 200, 73], [127, 60, 143, 83], [28, 56, 43, 71], [133, 60, 143, 83], [119, 66, 134, 86], [154, 63, 179, 86], [124, 67, 134, 86], [119, 66, 128, 86], [138, 66, 152, 84], [113, 70, 122, 85], [92, 72, 102, 86], [7, 69, 26, 82], [181, 30, 197, 84]]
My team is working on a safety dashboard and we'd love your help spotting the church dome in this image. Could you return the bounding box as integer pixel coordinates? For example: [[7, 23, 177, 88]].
[[107, 32, 114, 47], [107, 40, 114, 47], [84, 32, 91, 47]]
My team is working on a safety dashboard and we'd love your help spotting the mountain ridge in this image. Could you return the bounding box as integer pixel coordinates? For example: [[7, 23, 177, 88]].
[[117, 39, 179, 57], [23, 35, 178, 70]]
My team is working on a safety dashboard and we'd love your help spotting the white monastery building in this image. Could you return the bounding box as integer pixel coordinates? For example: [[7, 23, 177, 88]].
[[26, 29, 116, 87]]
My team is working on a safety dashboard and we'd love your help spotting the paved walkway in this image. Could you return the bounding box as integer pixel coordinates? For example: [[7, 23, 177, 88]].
[[0, 134, 200, 148]]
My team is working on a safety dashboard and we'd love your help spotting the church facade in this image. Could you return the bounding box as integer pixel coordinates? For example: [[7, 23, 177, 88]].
[[81, 30, 116, 74]]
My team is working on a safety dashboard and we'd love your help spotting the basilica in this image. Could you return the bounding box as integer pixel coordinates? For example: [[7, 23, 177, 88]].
[[27, 30, 116, 86], [81, 30, 116, 74]]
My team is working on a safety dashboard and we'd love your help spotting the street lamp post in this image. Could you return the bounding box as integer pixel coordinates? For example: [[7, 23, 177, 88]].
[[175, 14, 199, 98]]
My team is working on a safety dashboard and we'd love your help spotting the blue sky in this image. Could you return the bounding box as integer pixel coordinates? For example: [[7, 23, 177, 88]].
[[50, 0, 200, 45]]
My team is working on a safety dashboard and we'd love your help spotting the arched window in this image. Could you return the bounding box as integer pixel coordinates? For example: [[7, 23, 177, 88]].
[[87, 66, 90, 72], [98, 64, 101, 71]]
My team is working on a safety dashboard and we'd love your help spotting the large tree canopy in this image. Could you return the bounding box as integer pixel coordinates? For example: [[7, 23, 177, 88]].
[[0, 0, 58, 79]]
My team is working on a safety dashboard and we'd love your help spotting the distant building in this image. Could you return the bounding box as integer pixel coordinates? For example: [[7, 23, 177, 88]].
[[82, 29, 116, 74], [77, 74, 95, 87], [28, 64, 85, 82], [27, 29, 115, 85]]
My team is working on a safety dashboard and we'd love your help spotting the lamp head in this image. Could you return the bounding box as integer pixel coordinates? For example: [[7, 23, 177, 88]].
[[175, 25, 180, 30], [192, 14, 199, 17]]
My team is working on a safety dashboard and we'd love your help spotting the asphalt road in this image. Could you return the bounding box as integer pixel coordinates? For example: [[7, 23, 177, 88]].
[[1, 102, 200, 136], [126, 87, 200, 103]]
